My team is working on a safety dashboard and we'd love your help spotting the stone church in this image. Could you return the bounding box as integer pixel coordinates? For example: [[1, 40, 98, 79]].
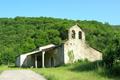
[[16, 25, 102, 68]]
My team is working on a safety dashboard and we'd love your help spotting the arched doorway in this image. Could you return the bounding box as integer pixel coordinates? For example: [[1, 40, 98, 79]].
[[51, 57, 54, 67]]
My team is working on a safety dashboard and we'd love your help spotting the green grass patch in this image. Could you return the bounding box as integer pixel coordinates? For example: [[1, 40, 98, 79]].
[[32, 61, 120, 80], [0, 61, 120, 80], [0, 65, 28, 74]]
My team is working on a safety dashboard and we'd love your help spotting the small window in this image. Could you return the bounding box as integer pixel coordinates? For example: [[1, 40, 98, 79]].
[[72, 30, 75, 39], [79, 31, 82, 39]]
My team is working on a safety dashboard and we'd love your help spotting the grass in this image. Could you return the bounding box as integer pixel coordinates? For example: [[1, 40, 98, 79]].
[[0, 65, 27, 74], [32, 61, 120, 80], [0, 65, 12, 73], [0, 61, 120, 80]]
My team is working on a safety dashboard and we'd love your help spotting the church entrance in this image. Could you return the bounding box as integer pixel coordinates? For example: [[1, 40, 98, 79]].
[[37, 55, 42, 68], [50, 57, 54, 67]]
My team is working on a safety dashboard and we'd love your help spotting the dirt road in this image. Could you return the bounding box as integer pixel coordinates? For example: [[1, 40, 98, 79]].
[[0, 70, 46, 80]]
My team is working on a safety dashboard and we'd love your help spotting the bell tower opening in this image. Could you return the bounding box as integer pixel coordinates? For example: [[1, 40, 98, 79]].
[[79, 31, 82, 39], [71, 30, 75, 39]]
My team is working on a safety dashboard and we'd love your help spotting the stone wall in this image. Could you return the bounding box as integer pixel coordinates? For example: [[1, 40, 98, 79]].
[[52, 46, 64, 66]]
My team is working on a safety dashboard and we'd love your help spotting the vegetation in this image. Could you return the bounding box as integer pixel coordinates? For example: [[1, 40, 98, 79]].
[[32, 61, 120, 80], [0, 61, 120, 80], [68, 50, 74, 63], [0, 65, 21, 74], [0, 16, 120, 76]]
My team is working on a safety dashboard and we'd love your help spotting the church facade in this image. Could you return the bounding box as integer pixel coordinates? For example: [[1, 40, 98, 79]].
[[16, 25, 102, 68]]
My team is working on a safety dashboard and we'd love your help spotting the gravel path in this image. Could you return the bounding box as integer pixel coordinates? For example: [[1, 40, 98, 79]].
[[0, 70, 47, 80]]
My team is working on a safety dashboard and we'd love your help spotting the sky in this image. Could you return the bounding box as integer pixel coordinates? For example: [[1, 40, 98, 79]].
[[0, 0, 120, 25]]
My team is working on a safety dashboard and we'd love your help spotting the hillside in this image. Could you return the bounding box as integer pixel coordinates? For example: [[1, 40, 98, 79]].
[[0, 17, 120, 65]]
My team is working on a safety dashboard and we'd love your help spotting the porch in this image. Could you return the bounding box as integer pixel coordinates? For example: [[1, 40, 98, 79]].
[[16, 44, 57, 68]]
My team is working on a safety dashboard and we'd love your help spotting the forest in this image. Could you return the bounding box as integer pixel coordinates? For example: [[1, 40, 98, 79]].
[[0, 17, 120, 69]]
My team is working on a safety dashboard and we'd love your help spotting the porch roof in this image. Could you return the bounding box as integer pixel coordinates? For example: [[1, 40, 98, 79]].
[[21, 44, 56, 56]]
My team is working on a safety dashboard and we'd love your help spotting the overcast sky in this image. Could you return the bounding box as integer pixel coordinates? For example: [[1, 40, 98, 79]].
[[0, 0, 120, 25]]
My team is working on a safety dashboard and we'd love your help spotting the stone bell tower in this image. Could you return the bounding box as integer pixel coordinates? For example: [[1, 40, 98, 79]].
[[68, 24, 85, 41], [63, 24, 86, 64]]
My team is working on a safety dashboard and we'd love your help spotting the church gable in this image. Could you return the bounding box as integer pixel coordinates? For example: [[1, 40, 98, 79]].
[[63, 25, 102, 63]]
